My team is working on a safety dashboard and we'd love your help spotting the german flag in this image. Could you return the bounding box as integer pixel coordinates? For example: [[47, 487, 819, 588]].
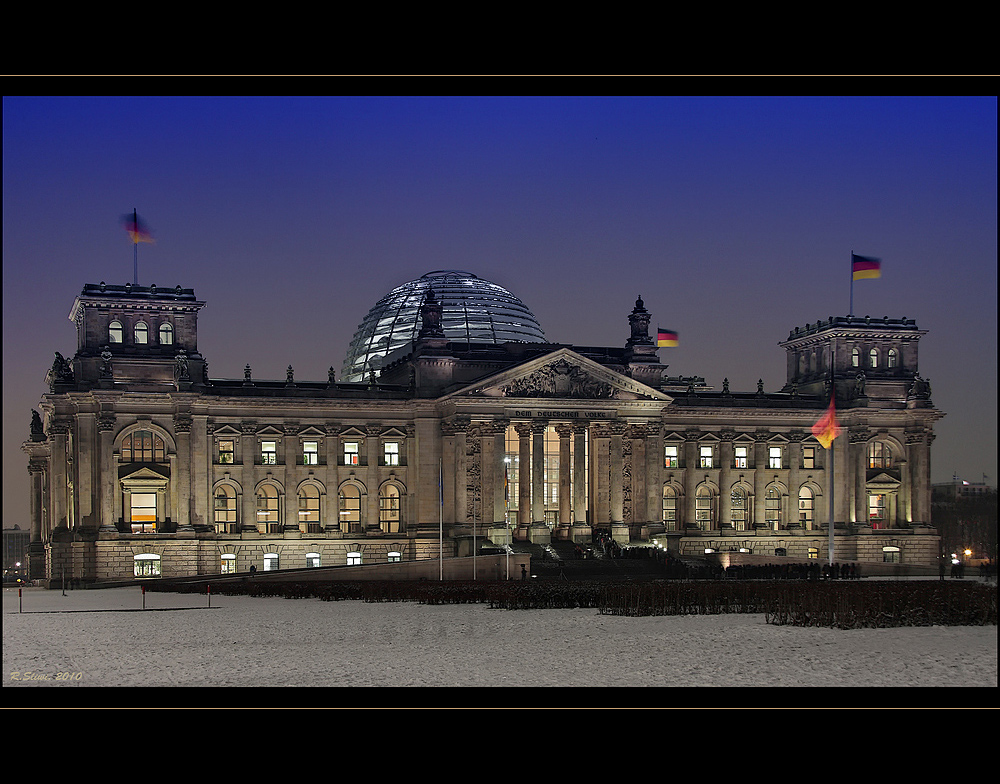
[[122, 210, 155, 244], [657, 328, 679, 347], [851, 254, 881, 281], [811, 396, 842, 449]]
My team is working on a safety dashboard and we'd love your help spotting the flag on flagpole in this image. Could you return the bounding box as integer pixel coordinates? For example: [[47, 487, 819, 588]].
[[657, 328, 679, 347], [122, 210, 155, 244], [811, 396, 842, 449], [851, 254, 881, 281]]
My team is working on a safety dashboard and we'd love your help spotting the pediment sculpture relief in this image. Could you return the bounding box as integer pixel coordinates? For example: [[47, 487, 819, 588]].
[[501, 359, 616, 399]]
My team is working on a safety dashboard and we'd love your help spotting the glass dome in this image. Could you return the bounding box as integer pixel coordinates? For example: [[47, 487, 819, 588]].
[[341, 270, 546, 382]]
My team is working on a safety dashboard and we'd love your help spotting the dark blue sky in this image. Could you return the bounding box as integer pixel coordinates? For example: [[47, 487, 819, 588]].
[[3, 95, 996, 525]]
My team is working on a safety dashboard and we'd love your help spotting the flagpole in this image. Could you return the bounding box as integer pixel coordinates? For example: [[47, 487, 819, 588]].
[[828, 433, 836, 565], [133, 208, 139, 285], [439, 458, 443, 581], [849, 250, 854, 317]]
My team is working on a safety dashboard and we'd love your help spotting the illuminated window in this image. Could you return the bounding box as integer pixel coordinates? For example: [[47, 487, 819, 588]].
[[769, 446, 782, 469], [221, 554, 237, 574], [887, 348, 898, 368], [302, 440, 319, 465], [214, 486, 237, 532], [869, 348, 879, 368], [343, 441, 360, 465], [263, 553, 279, 571], [802, 446, 816, 469], [798, 486, 814, 527], [388, 551, 401, 563], [347, 552, 363, 566], [299, 485, 320, 529], [133, 553, 160, 577], [383, 441, 399, 466], [122, 430, 166, 463], [664, 445, 679, 468], [379, 484, 401, 532], [662, 486, 677, 531], [256, 485, 279, 530], [130, 492, 157, 533], [731, 487, 748, 530], [260, 440, 277, 465], [109, 320, 123, 343], [695, 485, 715, 528], [158, 323, 173, 344], [869, 493, 886, 528], [339, 485, 361, 531], [807, 547, 819, 559], [134, 322, 148, 344], [734, 445, 749, 469], [217, 439, 235, 464], [306, 552, 321, 568], [699, 445, 714, 469], [882, 545, 900, 563], [765, 487, 782, 529], [851, 348, 860, 367], [868, 441, 892, 469]]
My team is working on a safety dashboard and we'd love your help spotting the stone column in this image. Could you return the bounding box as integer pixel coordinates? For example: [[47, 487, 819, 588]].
[[240, 421, 259, 534], [324, 423, 340, 532], [483, 419, 509, 543], [787, 431, 803, 528], [174, 413, 193, 531], [364, 424, 381, 532], [593, 424, 611, 528], [572, 423, 589, 540], [850, 429, 868, 527], [529, 422, 550, 543], [645, 425, 663, 533], [97, 412, 117, 531], [555, 424, 573, 538], [190, 415, 210, 531], [907, 430, 932, 525], [753, 429, 768, 529], [718, 430, 734, 528], [515, 423, 532, 538], [609, 421, 627, 542], [683, 430, 700, 530], [48, 419, 70, 533]]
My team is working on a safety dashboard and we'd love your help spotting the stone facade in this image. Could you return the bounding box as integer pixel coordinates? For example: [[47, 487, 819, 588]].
[[22, 283, 944, 585]]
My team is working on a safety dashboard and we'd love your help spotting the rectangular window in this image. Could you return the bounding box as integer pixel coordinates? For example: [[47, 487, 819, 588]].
[[130, 492, 157, 533], [344, 441, 360, 465], [383, 441, 399, 466], [217, 439, 235, 464], [664, 445, 679, 468], [869, 493, 886, 529], [699, 446, 714, 469], [260, 440, 277, 465], [302, 441, 319, 465], [769, 446, 782, 469], [802, 446, 815, 469], [734, 446, 749, 469]]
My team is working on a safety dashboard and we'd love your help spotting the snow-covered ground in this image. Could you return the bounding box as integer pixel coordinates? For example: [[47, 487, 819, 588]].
[[3, 585, 996, 690]]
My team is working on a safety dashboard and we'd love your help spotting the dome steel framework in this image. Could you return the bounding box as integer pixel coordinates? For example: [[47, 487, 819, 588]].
[[341, 270, 546, 382]]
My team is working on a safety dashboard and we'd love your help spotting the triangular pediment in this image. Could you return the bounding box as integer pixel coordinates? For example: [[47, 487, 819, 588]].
[[867, 472, 901, 490], [443, 348, 671, 402]]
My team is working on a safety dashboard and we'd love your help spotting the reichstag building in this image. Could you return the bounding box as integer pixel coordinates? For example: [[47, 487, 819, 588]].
[[23, 270, 944, 584]]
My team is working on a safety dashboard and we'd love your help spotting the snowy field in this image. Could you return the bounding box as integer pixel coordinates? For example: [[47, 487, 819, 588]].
[[3, 585, 996, 693]]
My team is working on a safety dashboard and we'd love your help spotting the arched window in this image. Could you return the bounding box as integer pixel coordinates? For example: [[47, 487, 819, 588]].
[[695, 485, 715, 529], [109, 320, 123, 343], [256, 485, 279, 532], [298, 484, 320, 531], [765, 486, 782, 529], [214, 485, 237, 533], [158, 323, 173, 344], [388, 551, 402, 563], [122, 430, 166, 463], [731, 487, 748, 530], [869, 347, 878, 368], [662, 485, 678, 531], [868, 441, 893, 469], [339, 485, 361, 532], [379, 484, 401, 533], [851, 348, 860, 367], [134, 321, 148, 344], [798, 486, 814, 528], [887, 348, 898, 368]]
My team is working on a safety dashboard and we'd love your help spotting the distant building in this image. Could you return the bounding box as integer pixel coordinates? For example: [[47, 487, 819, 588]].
[[23, 273, 944, 585], [3, 525, 30, 574]]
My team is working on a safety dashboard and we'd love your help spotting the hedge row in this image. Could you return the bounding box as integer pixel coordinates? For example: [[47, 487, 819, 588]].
[[149, 578, 996, 628]]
